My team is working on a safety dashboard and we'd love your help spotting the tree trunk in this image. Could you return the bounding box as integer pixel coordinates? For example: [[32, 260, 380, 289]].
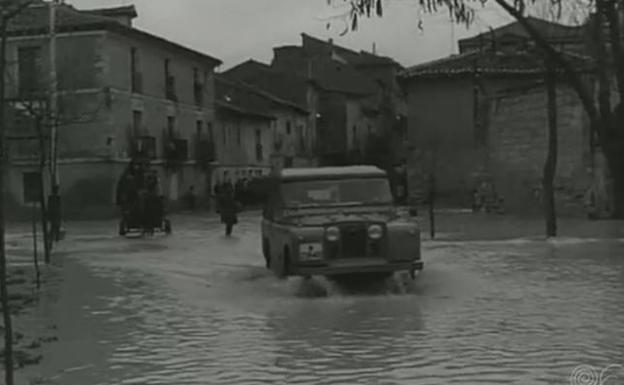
[[428, 172, 435, 240], [602, 139, 624, 218], [0, 19, 15, 385], [34, 119, 52, 263], [543, 65, 558, 237], [31, 205, 40, 289]]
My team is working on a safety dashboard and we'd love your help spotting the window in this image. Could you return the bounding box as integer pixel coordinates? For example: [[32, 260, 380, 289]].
[[298, 125, 305, 152], [22, 172, 42, 204], [167, 116, 175, 138], [196, 120, 203, 138], [130, 47, 142, 93], [255, 129, 263, 161], [286, 121, 292, 135], [222, 124, 227, 146], [18, 46, 42, 96], [207, 122, 214, 142], [193, 68, 203, 106], [132, 110, 142, 136], [165, 58, 176, 100]]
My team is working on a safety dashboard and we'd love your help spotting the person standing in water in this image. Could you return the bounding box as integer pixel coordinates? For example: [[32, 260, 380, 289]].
[[218, 186, 239, 236]]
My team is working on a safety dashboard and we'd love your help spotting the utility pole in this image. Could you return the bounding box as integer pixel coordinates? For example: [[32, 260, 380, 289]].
[[0, 14, 14, 385], [48, 0, 61, 247]]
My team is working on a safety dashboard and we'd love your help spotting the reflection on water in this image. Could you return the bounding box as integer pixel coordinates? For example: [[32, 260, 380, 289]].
[[11, 217, 624, 385]]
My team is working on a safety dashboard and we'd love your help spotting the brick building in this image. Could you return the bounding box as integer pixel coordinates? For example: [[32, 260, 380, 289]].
[[3, 2, 221, 219]]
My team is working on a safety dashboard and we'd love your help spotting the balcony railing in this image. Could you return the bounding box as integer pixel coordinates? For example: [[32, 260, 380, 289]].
[[165, 138, 188, 164], [166, 76, 177, 101], [130, 135, 157, 159]]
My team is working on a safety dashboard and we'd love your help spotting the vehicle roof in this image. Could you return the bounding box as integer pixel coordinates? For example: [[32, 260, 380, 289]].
[[277, 166, 387, 181]]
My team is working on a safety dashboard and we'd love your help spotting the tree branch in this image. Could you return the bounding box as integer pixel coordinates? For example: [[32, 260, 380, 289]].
[[493, 0, 600, 127], [604, 0, 624, 100], [1, 0, 35, 22], [592, 0, 613, 139]]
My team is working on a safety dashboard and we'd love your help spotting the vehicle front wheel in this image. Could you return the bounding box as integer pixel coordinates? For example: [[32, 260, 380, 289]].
[[118, 220, 127, 236], [274, 247, 290, 280]]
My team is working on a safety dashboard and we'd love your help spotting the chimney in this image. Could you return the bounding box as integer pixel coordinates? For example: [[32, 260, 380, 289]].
[[372, 42, 377, 55], [328, 38, 334, 56]]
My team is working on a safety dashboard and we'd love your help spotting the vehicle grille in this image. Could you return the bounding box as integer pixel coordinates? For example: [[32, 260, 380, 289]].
[[339, 223, 368, 258]]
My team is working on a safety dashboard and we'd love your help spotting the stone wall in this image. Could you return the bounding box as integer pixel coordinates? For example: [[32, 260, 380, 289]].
[[487, 83, 593, 215]]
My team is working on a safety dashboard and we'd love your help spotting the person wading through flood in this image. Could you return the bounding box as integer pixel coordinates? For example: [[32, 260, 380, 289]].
[[218, 183, 240, 236]]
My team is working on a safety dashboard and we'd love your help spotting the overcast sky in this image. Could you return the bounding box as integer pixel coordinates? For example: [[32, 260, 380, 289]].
[[66, 0, 514, 71]]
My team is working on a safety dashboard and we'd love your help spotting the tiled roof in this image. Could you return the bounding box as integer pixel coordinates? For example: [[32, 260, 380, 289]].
[[83, 5, 138, 19], [399, 48, 594, 79], [7, 2, 222, 66], [301, 33, 399, 67], [309, 59, 378, 96], [216, 74, 308, 114], [223, 60, 310, 108], [459, 17, 585, 49]]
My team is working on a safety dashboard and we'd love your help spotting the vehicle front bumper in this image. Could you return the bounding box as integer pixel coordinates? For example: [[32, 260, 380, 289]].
[[291, 258, 424, 277]]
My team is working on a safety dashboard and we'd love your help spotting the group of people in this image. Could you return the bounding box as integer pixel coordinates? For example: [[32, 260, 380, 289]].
[[115, 158, 164, 234], [213, 178, 267, 208]]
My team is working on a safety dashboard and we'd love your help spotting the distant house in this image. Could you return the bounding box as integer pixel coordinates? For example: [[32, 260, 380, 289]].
[[4, 2, 222, 219], [213, 75, 312, 185], [398, 20, 596, 213], [225, 34, 407, 168], [458, 17, 587, 54], [272, 34, 407, 166]]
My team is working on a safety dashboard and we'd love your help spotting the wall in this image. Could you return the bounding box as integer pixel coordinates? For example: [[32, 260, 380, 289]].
[[317, 91, 347, 163], [404, 78, 478, 205], [488, 84, 592, 214], [404, 76, 532, 206], [104, 30, 217, 159], [214, 112, 272, 168], [345, 98, 376, 155]]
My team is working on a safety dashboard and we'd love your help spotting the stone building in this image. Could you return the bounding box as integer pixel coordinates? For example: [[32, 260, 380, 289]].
[[225, 34, 407, 168], [398, 22, 594, 214], [3, 2, 221, 219], [213, 75, 311, 186]]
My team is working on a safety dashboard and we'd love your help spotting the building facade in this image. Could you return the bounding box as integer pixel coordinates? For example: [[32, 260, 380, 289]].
[[398, 18, 596, 214], [212, 74, 316, 189], [4, 3, 221, 219]]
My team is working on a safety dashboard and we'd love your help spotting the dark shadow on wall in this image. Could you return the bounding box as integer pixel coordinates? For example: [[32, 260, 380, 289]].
[[61, 175, 117, 220]]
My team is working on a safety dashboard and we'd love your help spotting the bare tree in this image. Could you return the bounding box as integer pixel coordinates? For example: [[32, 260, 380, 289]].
[[1, 1, 38, 384], [339, 0, 624, 219]]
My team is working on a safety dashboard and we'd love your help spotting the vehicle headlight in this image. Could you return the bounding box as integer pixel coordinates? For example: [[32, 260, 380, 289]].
[[298, 243, 323, 260], [325, 226, 340, 242], [368, 224, 383, 240]]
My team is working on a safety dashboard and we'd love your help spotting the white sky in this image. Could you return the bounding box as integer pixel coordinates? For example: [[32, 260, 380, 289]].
[[65, 0, 515, 71]]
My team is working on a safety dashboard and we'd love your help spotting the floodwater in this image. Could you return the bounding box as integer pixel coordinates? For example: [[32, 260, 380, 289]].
[[6, 213, 624, 385]]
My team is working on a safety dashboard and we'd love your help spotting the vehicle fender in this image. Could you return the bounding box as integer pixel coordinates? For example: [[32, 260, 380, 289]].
[[386, 221, 421, 261]]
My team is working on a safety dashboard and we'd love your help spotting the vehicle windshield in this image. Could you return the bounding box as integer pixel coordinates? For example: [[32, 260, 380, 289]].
[[280, 178, 393, 208]]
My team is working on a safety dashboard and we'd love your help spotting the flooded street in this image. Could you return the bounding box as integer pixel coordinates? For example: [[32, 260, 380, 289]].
[[7, 213, 624, 385]]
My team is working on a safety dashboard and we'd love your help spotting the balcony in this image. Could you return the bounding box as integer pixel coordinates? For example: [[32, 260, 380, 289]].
[[165, 76, 177, 101], [131, 72, 143, 94], [165, 138, 188, 166], [130, 135, 157, 159], [17, 77, 44, 99]]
